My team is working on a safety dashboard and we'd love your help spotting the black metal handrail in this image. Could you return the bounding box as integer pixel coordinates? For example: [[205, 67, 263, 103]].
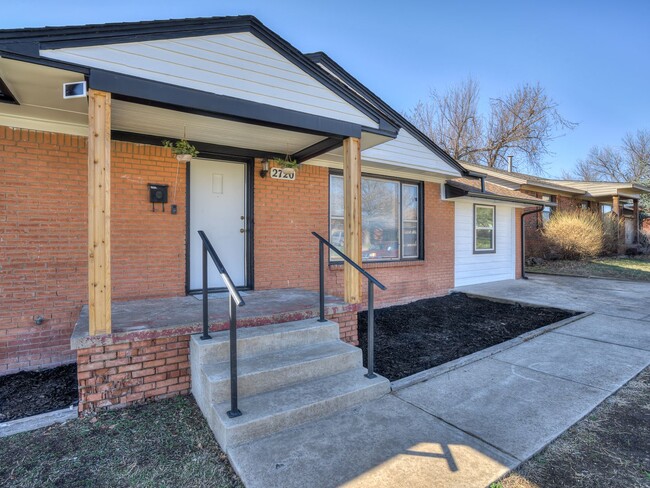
[[311, 231, 386, 379], [197, 230, 244, 418]]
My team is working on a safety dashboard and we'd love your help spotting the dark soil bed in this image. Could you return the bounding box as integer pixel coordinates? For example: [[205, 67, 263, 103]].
[[358, 293, 576, 381], [0, 363, 78, 422]]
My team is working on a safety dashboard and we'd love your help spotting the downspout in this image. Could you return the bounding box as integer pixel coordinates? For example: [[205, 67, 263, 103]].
[[520, 206, 544, 280]]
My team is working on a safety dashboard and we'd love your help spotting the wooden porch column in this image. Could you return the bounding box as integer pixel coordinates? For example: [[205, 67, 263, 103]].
[[612, 195, 620, 215], [343, 137, 362, 304], [88, 89, 112, 335], [634, 199, 640, 243]]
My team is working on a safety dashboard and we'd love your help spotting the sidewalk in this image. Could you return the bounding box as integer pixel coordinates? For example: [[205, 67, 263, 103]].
[[228, 277, 650, 487]]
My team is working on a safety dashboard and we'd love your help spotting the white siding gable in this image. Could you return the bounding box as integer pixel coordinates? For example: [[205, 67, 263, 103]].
[[454, 200, 516, 286], [362, 129, 461, 177], [41, 32, 377, 127]]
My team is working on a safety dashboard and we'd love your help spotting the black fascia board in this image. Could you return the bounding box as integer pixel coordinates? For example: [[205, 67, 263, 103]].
[[291, 137, 344, 163], [90, 69, 363, 139], [0, 16, 395, 132], [0, 48, 90, 74], [307, 51, 468, 176], [0, 16, 255, 44], [444, 183, 551, 206], [112, 130, 286, 162]]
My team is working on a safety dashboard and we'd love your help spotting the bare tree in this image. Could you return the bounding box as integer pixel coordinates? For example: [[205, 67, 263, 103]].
[[569, 130, 650, 182], [409, 78, 482, 164], [408, 80, 576, 173]]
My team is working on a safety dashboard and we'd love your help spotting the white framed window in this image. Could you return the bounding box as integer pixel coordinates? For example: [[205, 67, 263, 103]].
[[474, 204, 495, 253], [329, 174, 422, 262]]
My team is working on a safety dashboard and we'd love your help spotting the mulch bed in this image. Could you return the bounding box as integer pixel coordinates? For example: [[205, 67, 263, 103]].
[[358, 293, 576, 381], [0, 364, 78, 422]]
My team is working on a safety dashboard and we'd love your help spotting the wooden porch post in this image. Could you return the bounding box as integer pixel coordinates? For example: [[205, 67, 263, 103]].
[[612, 195, 620, 215], [88, 89, 112, 335], [634, 198, 640, 244], [343, 137, 362, 304]]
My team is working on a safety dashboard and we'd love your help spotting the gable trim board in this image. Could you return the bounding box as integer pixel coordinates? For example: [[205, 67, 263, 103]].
[[306, 51, 466, 177]]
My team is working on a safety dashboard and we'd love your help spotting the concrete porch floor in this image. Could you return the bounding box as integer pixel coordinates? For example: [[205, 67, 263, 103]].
[[71, 288, 354, 349]]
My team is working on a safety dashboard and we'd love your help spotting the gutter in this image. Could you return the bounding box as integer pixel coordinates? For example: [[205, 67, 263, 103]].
[[521, 206, 544, 279], [465, 171, 486, 192]]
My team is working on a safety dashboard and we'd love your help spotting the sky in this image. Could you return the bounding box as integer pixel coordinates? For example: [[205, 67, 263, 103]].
[[2, 0, 649, 178]]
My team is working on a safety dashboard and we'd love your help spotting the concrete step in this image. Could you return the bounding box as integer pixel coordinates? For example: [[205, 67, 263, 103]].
[[209, 367, 390, 449], [202, 341, 362, 404], [190, 318, 340, 365]]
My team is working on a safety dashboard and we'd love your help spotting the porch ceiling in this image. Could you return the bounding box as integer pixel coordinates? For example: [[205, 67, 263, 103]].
[[112, 100, 324, 155], [0, 57, 88, 131]]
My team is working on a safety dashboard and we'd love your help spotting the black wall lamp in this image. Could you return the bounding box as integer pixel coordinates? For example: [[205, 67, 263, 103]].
[[259, 159, 269, 178]]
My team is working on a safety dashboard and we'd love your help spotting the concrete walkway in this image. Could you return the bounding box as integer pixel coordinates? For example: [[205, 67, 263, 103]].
[[228, 275, 650, 488]]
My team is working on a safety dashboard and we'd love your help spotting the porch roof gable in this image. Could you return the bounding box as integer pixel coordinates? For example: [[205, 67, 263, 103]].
[[0, 16, 398, 138]]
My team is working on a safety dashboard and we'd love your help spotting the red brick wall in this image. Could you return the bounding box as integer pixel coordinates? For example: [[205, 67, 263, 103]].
[[253, 160, 456, 307], [76, 335, 190, 413], [1, 126, 186, 374]]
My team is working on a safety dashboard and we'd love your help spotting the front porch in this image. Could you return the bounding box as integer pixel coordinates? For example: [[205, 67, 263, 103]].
[[71, 289, 360, 413], [71, 289, 356, 349]]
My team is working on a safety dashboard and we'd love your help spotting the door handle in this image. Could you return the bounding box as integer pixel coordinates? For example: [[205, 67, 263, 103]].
[[240, 228, 246, 233]]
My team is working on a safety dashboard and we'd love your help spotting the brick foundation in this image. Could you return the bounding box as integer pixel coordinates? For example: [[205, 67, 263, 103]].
[[75, 307, 357, 412], [77, 336, 190, 413], [327, 310, 359, 345]]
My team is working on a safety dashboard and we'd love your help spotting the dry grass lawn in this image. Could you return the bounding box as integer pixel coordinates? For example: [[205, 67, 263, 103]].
[[527, 255, 650, 282], [0, 395, 243, 488]]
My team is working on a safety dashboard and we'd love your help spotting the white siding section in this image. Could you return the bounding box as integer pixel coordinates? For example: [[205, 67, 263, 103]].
[[362, 129, 461, 177], [41, 32, 377, 127], [454, 200, 516, 287]]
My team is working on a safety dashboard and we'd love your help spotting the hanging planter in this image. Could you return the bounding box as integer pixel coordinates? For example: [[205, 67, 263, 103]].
[[162, 139, 199, 162], [270, 156, 299, 175]]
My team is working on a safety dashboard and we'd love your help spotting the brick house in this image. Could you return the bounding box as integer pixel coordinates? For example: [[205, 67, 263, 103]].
[[462, 162, 650, 256], [1, 16, 547, 441]]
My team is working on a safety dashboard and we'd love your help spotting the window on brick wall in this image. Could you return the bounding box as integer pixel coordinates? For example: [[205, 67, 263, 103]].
[[329, 173, 422, 262]]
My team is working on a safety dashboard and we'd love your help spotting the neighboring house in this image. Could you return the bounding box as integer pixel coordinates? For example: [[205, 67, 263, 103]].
[[462, 162, 650, 255], [0, 16, 542, 416]]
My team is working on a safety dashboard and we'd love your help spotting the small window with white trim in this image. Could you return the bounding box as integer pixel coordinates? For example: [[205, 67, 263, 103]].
[[474, 204, 495, 253]]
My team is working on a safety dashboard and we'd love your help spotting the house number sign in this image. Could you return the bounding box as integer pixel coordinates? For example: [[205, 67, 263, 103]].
[[270, 168, 296, 180]]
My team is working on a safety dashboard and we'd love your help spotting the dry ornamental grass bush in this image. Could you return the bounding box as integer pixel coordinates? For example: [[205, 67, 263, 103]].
[[543, 210, 604, 259], [602, 212, 624, 254]]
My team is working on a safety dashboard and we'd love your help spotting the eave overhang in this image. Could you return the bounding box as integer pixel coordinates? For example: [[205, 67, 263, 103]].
[[444, 183, 556, 207]]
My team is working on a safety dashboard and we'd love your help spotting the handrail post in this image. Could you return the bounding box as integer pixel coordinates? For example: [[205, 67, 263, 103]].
[[201, 240, 211, 340], [227, 294, 242, 418], [318, 240, 326, 322], [365, 281, 376, 379]]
